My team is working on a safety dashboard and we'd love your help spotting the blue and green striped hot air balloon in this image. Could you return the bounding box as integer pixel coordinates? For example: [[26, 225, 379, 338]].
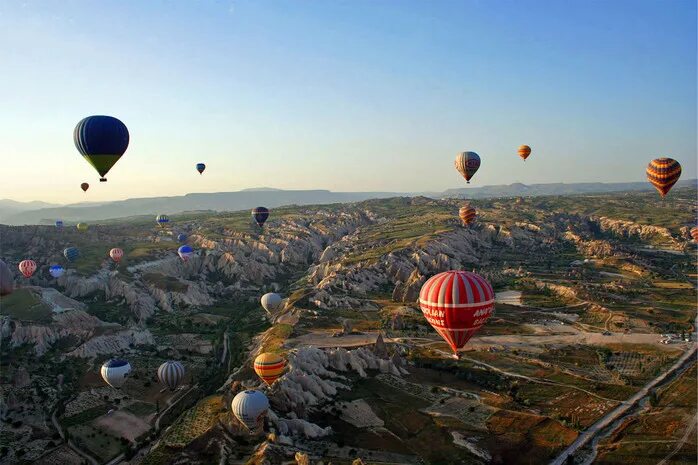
[[74, 116, 129, 182], [63, 247, 80, 262]]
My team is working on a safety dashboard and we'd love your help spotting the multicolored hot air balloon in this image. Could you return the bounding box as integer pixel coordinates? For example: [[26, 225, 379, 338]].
[[100, 359, 132, 388], [455, 151, 481, 184], [178, 245, 193, 262], [418, 270, 495, 358], [49, 265, 65, 278], [252, 207, 269, 227], [231, 390, 269, 431], [18, 260, 37, 278], [157, 361, 185, 391], [517, 145, 531, 161], [196, 163, 206, 174], [260, 293, 283, 315], [74, 115, 129, 182], [691, 226, 698, 243], [55, 220, 64, 230], [81, 183, 90, 192], [254, 353, 285, 385], [646, 158, 682, 198], [64, 247, 80, 262], [77, 223, 88, 232], [459, 204, 477, 226], [177, 233, 187, 243], [0, 260, 14, 296], [156, 215, 170, 227], [109, 248, 123, 263]]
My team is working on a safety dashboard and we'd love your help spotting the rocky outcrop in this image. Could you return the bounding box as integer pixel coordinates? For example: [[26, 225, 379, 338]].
[[67, 328, 154, 358]]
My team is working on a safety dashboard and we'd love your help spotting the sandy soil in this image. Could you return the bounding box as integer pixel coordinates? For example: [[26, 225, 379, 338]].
[[94, 410, 150, 442]]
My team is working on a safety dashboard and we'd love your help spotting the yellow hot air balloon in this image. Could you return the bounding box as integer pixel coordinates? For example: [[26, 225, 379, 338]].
[[517, 145, 531, 161], [76, 223, 88, 232], [253, 352, 285, 385]]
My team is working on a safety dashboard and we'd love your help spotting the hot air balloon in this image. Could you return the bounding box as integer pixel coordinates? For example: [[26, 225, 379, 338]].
[[81, 183, 89, 192], [252, 207, 269, 227], [18, 260, 37, 278], [100, 359, 132, 388], [196, 163, 206, 174], [254, 353, 285, 386], [177, 233, 187, 243], [260, 293, 283, 315], [55, 220, 64, 230], [518, 145, 531, 161], [64, 247, 80, 262], [0, 260, 14, 296], [231, 390, 269, 431], [109, 248, 123, 263], [49, 265, 65, 278], [77, 223, 88, 232], [178, 245, 193, 262], [454, 151, 481, 184], [646, 158, 681, 198], [156, 215, 170, 227], [418, 270, 495, 358], [157, 361, 185, 391], [459, 204, 477, 226], [74, 115, 129, 182], [690, 226, 698, 243]]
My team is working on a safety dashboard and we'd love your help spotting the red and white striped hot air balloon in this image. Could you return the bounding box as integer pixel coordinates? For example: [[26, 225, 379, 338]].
[[109, 248, 124, 263], [18, 260, 37, 278], [418, 270, 495, 358], [691, 226, 698, 243]]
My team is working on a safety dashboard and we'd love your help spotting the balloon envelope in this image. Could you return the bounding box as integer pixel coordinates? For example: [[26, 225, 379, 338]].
[[156, 215, 170, 227], [100, 359, 132, 388], [518, 145, 531, 161], [77, 223, 88, 232], [196, 163, 206, 174], [177, 233, 187, 243], [646, 158, 681, 198], [459, 205, 476, 226], [0, 260, 14, 296], [55, 220, 64, 229], [74, 115, 129, 182], [252, 207, 270, 227], [454, 152, 481, 184], [254, 353, 285, 385], [691, 226, 698, 243], [178, 245, 193, 261], [49, 265, 65, 278], [260, 292, 283, 315], [419, 270, 495, 356], [18, 260, 37, 278], [109, 248, 123, 263], [64, 247, 80, 262], [81, 183, 89, 192], [231, 390, 269, 430], [157, 361, 186, 391]]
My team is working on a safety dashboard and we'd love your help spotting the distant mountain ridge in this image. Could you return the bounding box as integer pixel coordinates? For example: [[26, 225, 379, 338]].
[[1, 180, 695, 225]]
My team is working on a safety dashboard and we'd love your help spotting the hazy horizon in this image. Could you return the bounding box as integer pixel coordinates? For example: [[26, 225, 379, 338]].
[[2, 0, 696, 203]]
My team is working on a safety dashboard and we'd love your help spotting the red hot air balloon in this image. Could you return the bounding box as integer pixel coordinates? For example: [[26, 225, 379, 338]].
[[81, 183, 89, 192], [690, 226, 698, 243], [18, 260, 37, 278], [646, 158, 681, 198], [109, 248, 124, 263], [419, 270, 495, 358]]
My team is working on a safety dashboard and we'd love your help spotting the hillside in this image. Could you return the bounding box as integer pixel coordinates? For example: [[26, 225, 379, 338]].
[[0, 187, 695, 465]]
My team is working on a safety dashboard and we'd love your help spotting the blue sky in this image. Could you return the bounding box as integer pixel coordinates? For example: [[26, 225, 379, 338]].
[[1, 0, 695, 203]]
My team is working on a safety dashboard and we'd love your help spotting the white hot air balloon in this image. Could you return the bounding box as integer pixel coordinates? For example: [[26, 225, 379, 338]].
[[100, 359, 132, 388], [157, 361, 185, 391], [231, 390, 269, 431], [260, 293, 283, 315]]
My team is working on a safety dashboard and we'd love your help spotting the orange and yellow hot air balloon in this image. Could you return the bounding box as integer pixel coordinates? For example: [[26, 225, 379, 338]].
[[253, 352, 285, 386], [646, 158, 681, 198], [459, 204, 476, 226], [517, 145, 531, 161]]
